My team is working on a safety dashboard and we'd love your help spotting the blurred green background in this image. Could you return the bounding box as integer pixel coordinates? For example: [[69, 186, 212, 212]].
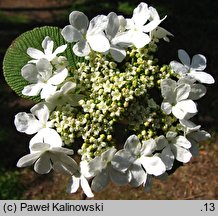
[[0, 0, 217, 199]]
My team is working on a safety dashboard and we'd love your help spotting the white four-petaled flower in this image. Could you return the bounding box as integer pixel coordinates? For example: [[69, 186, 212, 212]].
[[156, 131, 192, 169], [21, 58, 68, 99], [61, 11, 110, 57], [124, 2, 166, 48], [17, 128, 78, 175], [27, 36, 67, 63], [161, 79, 198, 120], [14, 103, 52, 135], [170, 49, 215, 84], [113, 135, 166, 188]]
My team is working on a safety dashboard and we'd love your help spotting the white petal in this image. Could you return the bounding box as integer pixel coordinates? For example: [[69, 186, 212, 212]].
[[179, 119, 201, 132], [160, 146, 174, 170], [34, 152, 52, 174], [101, 147, 116, 162], [44, 40, 54, 56], [31, 142, 50, 152], [21, 64, 38, 82], [69, 11, 89, 34], [171, 145, 192, 163], [170, 61, 188, 75], [36, 58, 53, 77], [73, 40, 91, 57], [142, 19, 161, 33], [172, 105, 187, 120], [31, 103, 50, 124], [191, 54, 207, 70], [132, 31, 150, 48], [67, 176, 80, 193], [30, 128, 62, 149], [27, 47, 44, 60], [14, 112, 42, 134], [172, 100, 197, 119], [189, 84, 207, 100], [48, 68, 68, 85], [51, 152, 78, 175], [17, 153, 41, 167], [88, 15, 108, 35], [152, 27, 173, 41], [111, 31, 133, 47], [155, 135, 168, 151], [106, 12, 119, 40], [141, 139, 156, 156], [143, 174, 152, 192], [52, 160, 75, 175], [189, 143, 199, 157], [53, 44, 67, 56], [140, 155, 166, 176], [160, 79, 176, 102], [52, 147, 74, 155], [81, 175, 94, 197], [161, 101, 172, 115], [178, 49, 191, 66], [175, 83, 191, 102], [40, 84, 57, 99], [110, 45, 126, 62], [87, 34, 110, 52], [188, 130, 211, 142], [61, 25, 83, 43], [91, 169, 109, 192], [124, 134, 141, 156], [190, 71, 215, 84], [22, 83, 43, 97], [132, 2, 149, 27], [42, 36, 52, 50], [87, 155, 104, 176], [111, 149, 134, 172], [61, 81, 76, 94], [109, 166, 131, 185], [130, 161, 147, 187], [80, 161, 94, 178], [176, 99, 197, 114], [174, 136, 191, 148]]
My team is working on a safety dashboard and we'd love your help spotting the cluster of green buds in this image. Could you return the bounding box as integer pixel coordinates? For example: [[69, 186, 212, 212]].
[[50, 43, 177, 160]]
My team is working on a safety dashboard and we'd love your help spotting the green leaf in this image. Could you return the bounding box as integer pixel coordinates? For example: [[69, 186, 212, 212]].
[[3, 26, 81, 102]]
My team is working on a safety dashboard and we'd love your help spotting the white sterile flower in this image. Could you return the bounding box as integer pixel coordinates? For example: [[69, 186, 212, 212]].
[[46, 81, 85, 109], [17, 128, 78, 175], [156, 131, 192, 169], [170, 49, 215, 84], [27, 36, 67, 63], [21, 58, 68, 99], [112, 135, 166, 187], [14, 103, 52, 135], [61, 11, 110, 57], [160, 78, 198, 120], [124, 2, 166, 48], [85, 147, 131, 192], [67, 161, 94, 198], [151, 26, 173, 42]]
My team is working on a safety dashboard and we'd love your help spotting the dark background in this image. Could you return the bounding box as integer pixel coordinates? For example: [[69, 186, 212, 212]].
[[0, 0, 217, 199]]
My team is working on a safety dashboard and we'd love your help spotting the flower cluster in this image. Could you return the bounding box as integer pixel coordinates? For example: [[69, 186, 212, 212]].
[[12, 2, 214, 197]]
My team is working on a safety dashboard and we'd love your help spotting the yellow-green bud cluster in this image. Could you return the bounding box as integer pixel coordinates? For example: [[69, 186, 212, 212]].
[[50, 43, 179, 160]]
